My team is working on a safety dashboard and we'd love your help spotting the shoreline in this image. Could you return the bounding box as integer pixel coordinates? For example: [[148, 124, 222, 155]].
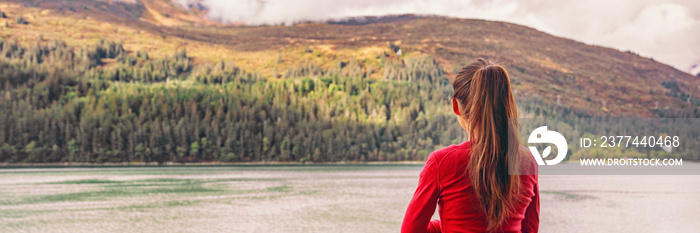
[[2, 160, 695, 169]]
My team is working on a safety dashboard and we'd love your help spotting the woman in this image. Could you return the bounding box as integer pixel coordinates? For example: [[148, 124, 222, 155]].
[[401, 59, 539, 233]]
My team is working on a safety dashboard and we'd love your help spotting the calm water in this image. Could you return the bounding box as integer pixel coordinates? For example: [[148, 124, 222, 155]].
[[1, 165, 699, 232]]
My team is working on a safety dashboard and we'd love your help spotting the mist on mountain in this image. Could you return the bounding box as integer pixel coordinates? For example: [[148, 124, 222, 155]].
[[173, 0, 699, 73]]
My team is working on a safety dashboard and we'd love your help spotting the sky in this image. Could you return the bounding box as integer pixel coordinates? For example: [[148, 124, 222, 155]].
[[177, 0, 700, 74]]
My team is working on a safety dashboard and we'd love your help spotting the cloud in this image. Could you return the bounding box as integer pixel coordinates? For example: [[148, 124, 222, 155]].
[[178, 0, 700, 73]]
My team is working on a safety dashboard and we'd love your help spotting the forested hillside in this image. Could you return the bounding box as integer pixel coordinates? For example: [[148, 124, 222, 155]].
[[1, 39, 697, 163], [0, 39, 458, 163], [1, 0, 699, 117], [1, 0, 699, 163]]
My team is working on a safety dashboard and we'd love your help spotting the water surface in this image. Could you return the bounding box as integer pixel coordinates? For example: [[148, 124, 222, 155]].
[[1, 165, 698, 232]]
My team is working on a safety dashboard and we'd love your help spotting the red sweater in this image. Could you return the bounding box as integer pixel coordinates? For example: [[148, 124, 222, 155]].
[[401, 141, 539, 233]]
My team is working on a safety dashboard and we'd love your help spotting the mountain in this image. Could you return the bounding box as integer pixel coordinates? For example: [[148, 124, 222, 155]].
[[2, 0, 700, 164], [0, 0, 214, 26], [1, 0, 699, 117]]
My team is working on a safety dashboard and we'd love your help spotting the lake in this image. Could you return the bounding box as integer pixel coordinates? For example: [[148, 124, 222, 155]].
[[1, 165, 699, 232]]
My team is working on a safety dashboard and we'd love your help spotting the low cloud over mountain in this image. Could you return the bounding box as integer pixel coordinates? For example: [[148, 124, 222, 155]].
[[175, 0, 700, 73]]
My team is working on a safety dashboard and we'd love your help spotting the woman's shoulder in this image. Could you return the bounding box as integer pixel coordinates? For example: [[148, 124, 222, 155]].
[[428, 141, 471, 162]]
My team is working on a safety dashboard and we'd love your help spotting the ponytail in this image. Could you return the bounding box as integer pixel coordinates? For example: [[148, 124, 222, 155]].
[[452, 59, 522, 231]]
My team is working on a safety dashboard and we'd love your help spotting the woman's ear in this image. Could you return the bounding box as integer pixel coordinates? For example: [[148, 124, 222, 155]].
[[452, 98, 461, 116]]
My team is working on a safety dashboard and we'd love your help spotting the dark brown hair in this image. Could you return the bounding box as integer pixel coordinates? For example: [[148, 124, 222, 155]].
[[452, 58, 522, 231]]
